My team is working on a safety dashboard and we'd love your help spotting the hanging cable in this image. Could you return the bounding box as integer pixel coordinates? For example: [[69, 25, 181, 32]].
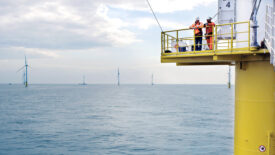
[[146, 0, 164, 32], [212, 10, 220, 20]]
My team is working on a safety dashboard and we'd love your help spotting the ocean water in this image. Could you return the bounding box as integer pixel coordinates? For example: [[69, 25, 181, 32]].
[[0, 84, 234, 155]]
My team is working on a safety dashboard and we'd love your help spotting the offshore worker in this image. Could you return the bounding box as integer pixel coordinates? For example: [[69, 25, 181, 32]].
[[189, 17, 204, 51], [204, 17, 215, 50]]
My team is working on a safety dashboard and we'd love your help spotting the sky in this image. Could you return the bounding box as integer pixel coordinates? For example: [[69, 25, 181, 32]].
[[0, 0, 236, 84]]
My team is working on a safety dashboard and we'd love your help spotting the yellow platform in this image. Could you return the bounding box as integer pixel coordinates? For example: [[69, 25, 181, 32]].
[[160, 21, 269, 65]]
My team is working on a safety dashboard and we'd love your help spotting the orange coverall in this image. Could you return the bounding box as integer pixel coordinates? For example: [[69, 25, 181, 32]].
[[205, 22, 215, 50], [190, 22, 204, 51]]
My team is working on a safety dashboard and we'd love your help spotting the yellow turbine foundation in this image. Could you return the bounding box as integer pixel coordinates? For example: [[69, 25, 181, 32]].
[[235, 60, 275, 154]]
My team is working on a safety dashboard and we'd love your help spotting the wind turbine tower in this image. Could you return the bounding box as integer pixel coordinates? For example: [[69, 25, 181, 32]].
[[79, 75, 87, 85], [151, 74, 154, 86], [117, 68, 120, 86], [83, 75, 86, 85], [18, 56, 29, 87]]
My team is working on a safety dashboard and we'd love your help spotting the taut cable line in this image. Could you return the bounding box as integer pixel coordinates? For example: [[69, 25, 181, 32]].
[[146, 0, 164, 32]]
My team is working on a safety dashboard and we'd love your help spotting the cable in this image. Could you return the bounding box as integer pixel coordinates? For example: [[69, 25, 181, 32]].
[[250, 0, 262, 20], [212, 10, 221, 20], [256, 0, 262, 15], [250, 0, 258, 20], [146, 0, 164, 32]]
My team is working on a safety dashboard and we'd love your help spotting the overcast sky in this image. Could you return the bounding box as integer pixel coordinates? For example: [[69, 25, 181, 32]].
[[0, 0, 237, 84]]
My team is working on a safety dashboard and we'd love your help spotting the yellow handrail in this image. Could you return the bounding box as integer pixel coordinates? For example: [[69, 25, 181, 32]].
[[161, 21, 251, 54]]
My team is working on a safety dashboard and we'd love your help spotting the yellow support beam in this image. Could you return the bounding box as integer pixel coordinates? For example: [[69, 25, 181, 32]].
[[177, 62, 232, 66], [161, 56, 214, 63], [161, 49, 268, 60], [213, 55, 241, 61], [213, 55, 270, 62]]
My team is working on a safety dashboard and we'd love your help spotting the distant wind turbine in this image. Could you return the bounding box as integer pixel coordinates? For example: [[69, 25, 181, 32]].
[[17, 56, 30, 87], [117, 68, 120, 86], [79, 75, 87, 85], [151, 74, 154, 86]]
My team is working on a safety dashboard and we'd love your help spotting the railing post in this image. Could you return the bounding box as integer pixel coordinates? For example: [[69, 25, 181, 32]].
[[163, 33, 166, 53], [248, 21, 251, 51], [215, 25, 218, 52], [212, 25, 214, 51], [166, 35, 168, 52], [231, 23, 233, 50], [161, 32, 163, 53], [193, 29, 196, 51], [176, 30, 179, 54]]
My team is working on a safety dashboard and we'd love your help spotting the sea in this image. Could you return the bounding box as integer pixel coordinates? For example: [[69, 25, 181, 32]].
[[0, 84, 234, 155]]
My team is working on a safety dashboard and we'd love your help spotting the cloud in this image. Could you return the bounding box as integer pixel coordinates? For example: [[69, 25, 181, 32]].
[[134, 17, 188, 31], [0, 0, 142, 51], [0, 46, 60, 59], [110, 0, 217, 13], [0, 0, 216, 57], [21, 47, 60, 58], [95, 4, 140, 45]]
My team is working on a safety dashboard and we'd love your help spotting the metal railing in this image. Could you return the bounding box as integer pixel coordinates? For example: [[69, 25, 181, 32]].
[[161, 21, 251, 55]]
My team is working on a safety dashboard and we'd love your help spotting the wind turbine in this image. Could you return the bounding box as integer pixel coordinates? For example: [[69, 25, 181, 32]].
[[82, 75, 86, 85], [151, 74, 154, 86], [17, 56, 30, 87], [79, 75, 87, 85], [117, 68, 120, 86]]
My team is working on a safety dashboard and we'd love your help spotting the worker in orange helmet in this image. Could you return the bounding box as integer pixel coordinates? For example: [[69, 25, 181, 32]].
[[189, 17, 204, 51], [204, 17, 215, 50]]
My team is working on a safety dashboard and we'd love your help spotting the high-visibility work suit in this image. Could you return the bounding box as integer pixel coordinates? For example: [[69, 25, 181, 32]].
[[204, 22, 215, 50], [190, 22, 204, 51]]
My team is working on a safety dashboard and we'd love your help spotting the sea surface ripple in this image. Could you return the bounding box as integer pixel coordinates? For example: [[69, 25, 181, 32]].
[[0, 84, 234, 155]]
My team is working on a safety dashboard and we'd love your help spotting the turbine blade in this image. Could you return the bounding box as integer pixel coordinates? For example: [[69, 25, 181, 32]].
[[17, 66, 25, 72]]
